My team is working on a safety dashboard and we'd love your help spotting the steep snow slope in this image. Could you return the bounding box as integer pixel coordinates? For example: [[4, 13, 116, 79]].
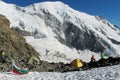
[[24, 1, 120, 40], [0, 1, 120, 63], [1, 65, 120, 80]]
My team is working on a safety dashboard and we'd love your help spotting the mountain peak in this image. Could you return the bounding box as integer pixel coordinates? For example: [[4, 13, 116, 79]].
[[40, 1, 65, 5], [34, 1, 66, 6], [25, 1, 69, 12]]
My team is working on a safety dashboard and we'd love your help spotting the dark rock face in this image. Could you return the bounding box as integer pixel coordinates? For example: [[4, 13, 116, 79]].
[[0, 14, 40, 71], [11, 27, 34, 36], [39, 12, 107, 52], [64, 22, 105, 52], [107, 37, 120, 44]]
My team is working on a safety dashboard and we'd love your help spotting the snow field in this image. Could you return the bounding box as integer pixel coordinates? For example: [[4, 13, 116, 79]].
[[1, 65, 120, 80]]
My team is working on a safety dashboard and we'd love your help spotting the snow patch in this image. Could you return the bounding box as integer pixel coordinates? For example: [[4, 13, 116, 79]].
[[1, 65, 120, 80]]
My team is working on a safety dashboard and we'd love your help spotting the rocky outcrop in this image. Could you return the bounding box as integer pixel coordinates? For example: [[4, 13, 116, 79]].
[[0, 14, 10, 27], [0, 14, 40, 71]]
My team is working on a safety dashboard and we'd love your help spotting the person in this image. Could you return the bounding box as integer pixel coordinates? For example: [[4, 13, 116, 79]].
[[91, 55, 96, 62], [100, 52, 105, 59], [0, 50, 6, 63], [46, 49, 49, 55]]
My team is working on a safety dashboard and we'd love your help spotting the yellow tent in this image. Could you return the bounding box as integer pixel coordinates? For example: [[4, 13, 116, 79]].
[[70, 58, 83, 68]]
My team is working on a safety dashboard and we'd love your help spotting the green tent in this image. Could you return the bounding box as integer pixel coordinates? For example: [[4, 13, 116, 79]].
[[28, 56, 40, 65]]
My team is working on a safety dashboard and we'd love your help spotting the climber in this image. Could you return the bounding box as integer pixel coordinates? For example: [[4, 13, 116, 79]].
[[0, 50, 6, 63], [100, 52, 105, 59], [90, 55, 96, 62]]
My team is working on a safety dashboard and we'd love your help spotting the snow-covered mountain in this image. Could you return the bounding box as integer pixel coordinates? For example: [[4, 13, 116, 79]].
[[0, 1, 120, 63]]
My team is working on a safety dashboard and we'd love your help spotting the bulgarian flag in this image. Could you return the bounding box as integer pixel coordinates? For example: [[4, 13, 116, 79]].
[[12, 62, 29, 75]]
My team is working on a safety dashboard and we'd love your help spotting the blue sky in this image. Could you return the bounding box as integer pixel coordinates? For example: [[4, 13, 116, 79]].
[[3, 0, 120, 27]]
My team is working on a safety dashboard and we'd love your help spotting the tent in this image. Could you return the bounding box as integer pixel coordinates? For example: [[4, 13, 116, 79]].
[[28, 56, 40, 65], [70, 58, 83, 68], [12, 62, 29, 75]]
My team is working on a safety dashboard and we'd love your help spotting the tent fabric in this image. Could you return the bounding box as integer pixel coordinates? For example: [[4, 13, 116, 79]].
[[12, 70, 21, 75], [2, 51, 5, 56], [12, 62, 29, 75], [70, 58, 83, 68], [28, 56, 40, 65]]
